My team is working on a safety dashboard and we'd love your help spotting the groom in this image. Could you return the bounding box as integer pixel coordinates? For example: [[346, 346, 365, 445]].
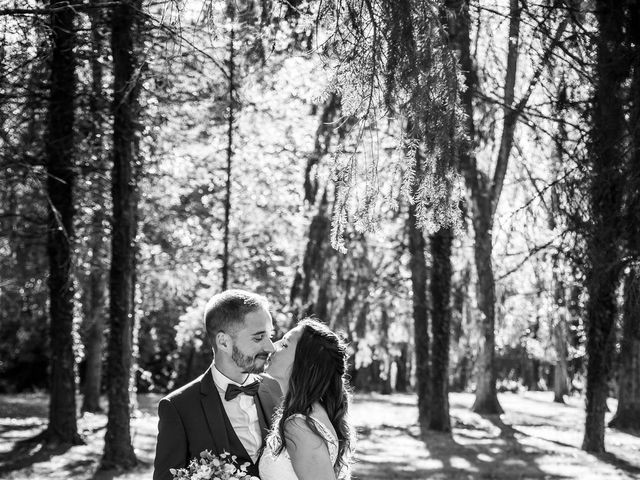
[[153, 289, 281, 480]]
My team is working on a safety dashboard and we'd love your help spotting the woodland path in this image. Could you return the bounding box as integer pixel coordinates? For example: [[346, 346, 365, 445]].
[[1, 392, 639, 479]]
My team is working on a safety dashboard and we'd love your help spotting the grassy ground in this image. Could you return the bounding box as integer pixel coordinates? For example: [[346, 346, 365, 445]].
[[1, 391, 639, 479]]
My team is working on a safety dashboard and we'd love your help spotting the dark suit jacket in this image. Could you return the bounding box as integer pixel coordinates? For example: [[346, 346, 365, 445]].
[[153, 367, 282, 480]]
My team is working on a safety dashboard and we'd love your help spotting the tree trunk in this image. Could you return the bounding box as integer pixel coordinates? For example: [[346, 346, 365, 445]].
[[471, 206, 503, 413], [582, 0, 626, 453], [395, 343, 409, 393], [45, 0, 81, 445], [408, 186, 431, 427], [222, 22, 235, 291], [82, 0, 108, 415], [428, 228, 452, 431], [609, 269, 640, 430], [444, 0, 523, 415], [552, 255, 570, 403], [379, 310, 393, 395], [608, 0, 640, 433], [101, 0, 141, 469], [290, 189, 331, 314], [553, 319, 570, 403], [82, 240, 106, 413]]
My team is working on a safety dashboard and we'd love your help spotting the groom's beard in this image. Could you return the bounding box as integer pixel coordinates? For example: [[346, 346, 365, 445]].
[[232, 345, 270, 373]]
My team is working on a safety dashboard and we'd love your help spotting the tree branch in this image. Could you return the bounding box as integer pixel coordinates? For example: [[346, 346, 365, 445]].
[[490, 7, 569, 217], [490, 0, 521, 218]]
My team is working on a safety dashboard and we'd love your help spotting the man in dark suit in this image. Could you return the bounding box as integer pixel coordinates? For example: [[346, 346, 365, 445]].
[[153, 290, 282, 480]]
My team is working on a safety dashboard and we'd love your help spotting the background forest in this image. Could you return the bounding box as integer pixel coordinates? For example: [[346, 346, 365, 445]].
[[1, 0, 639, 477]]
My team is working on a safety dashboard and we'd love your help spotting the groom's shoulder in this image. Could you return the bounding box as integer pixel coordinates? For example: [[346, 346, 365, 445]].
[[162, 372, 206, 405]]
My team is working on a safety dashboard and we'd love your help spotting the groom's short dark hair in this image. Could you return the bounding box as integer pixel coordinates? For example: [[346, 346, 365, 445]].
[[204, 289, 269, 350]]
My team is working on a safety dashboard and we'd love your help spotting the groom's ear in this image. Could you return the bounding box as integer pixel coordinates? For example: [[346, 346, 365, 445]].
[[216, 331, 231, 352]]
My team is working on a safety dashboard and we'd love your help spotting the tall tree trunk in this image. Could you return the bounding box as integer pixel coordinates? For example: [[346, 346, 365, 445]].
[[290, 189, 331, 314], [553, 318, 570, 402], [82, 0, 108, 414], [45, 0, 81, 445], [428, 228, 452, 431], [609, 0, 640, 432], [582, 0, 626, 453], [222, 22, 235, 291], [446, 0, 544, 414], [101, 0, 141, 469], [380, 310, 393, 395], [395, 343, 409, 393], [552, 255, 570, 403], [609, 269, 640, 430], [408, 159, 431, 426], [471, 205, 503, 413], [550, 76, 569, 404], [82, 232, 107, 413]]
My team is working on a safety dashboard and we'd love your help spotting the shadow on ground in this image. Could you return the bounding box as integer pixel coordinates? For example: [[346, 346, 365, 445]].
[[0, 433, 73, 474], [354, 411, 569, 480]]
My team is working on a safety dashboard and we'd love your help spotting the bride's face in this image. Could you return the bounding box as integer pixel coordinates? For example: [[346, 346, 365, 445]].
[[265, 325, 303, 382]]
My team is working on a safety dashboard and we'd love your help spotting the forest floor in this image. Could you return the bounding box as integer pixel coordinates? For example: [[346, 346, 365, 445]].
[[0, 391, 639, 480]]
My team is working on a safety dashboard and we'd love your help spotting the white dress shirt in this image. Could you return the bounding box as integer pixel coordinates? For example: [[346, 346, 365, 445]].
[[212, 366, 262, 462]]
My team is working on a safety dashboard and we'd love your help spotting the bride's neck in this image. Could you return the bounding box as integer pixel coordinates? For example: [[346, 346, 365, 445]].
[[276, 378, 288, 397]]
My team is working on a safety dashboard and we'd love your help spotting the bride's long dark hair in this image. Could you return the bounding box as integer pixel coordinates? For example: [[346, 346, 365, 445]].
[[272, 318, 354, 476]]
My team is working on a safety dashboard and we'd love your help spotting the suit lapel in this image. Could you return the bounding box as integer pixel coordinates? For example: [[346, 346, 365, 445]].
[[200, 367, 231, 454], [255, 390, 269, 441], [200, 366, 254, 465]]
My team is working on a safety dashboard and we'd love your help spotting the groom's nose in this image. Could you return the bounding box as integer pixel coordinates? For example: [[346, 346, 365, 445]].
[[263, 337, 276, 353]]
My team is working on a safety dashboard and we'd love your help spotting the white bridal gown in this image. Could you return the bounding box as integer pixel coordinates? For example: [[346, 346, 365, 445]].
[[259, 414, 347, 480]]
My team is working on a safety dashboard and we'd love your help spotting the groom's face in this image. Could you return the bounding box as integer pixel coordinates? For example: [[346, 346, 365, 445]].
[[229, 307, 275, 374]]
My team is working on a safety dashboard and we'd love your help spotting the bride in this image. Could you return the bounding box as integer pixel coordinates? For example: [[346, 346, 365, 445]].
[[259, 318, 354, 480]]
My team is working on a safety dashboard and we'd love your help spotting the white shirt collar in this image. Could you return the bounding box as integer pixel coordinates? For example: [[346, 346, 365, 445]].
[[212, 364, 259, 392]]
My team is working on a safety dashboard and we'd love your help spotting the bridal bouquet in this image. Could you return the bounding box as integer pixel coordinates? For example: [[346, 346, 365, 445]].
[[170, 450, 259, 480]]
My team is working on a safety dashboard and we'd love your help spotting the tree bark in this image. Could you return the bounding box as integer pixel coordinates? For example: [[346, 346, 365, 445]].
[[609, 269, 640, 430], [553, 318, 570, 403], [45, 0, 81, 445], [101, 0, 141, 469], [290, 189, 331, 314], [222, 22, 235, 291], [428, 227, 452, 431], [552, 255, 570, 403], [395, 343, 409, 392], [609, 0, 640, 432], [408, 167, 431, 427], [582, 0, 626, 453], [82, 0, 108, 415]]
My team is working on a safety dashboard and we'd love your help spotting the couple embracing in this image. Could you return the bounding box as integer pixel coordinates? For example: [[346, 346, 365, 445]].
[[153, 289, 354, 480]]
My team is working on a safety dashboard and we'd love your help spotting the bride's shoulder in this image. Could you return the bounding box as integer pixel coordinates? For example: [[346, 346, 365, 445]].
[[310, 403, 333, 430], [283, 404, 338, 442]]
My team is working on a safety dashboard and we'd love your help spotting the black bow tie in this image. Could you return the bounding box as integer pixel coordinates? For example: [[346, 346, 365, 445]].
[[224, 380, 261, 401]]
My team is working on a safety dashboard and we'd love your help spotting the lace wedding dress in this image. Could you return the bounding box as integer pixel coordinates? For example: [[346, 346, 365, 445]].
[[259, 414, 348, 480]]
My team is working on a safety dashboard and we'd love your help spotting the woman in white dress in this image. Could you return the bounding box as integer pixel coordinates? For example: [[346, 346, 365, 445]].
[[259, 318, 354, 480]]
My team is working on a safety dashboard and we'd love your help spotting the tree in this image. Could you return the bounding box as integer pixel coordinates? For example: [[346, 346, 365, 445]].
[[609, 270, 640, 430], [609, 0, 640, 431], [429, 226, 452, 431], [81, 0, 109, 414], [581, 0, 627, 453], [101, 0, 142, 469], [407, 149, 431, 427], [44, 0, 82, 445], [447, 0, 569, 413], [222, 13, 236, 291]]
